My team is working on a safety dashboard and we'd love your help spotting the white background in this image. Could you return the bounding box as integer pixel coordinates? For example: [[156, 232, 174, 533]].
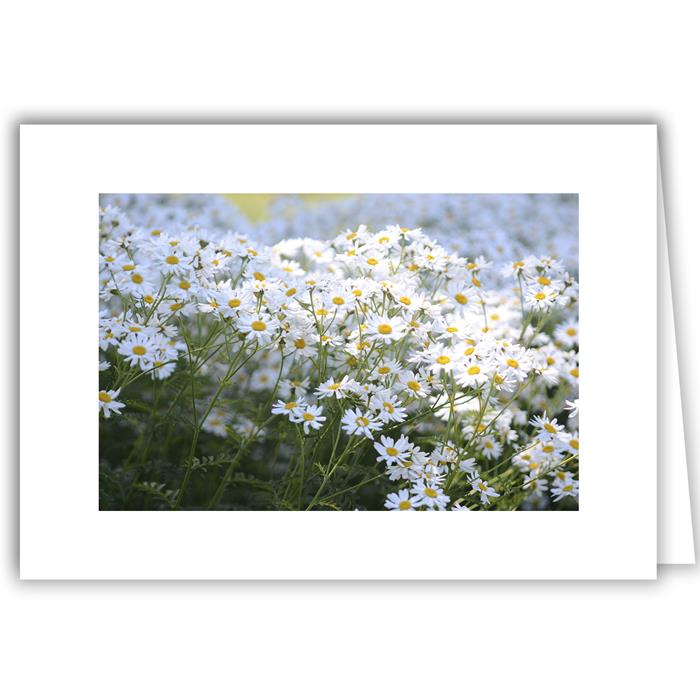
[[2, 1, 698, 698]]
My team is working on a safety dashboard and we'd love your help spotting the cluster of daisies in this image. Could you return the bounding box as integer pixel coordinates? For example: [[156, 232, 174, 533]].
[[99, 195, 579, 511]]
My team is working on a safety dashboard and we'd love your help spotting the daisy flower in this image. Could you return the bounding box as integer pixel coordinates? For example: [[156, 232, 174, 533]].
[[384, 489, 422, 511], [369, 392, 407, 423], [290, 404, 326, 434], [524, 286, 558, 311], [374, 434, 413, 466], [365, 314, 407, 343], [315, 375, 357, 399], [480, 436, 503, 460], [98, 389, 125, 418], [271, 399, 302, 416], [554, 321, 579, 347], [117, 333, 158, 370], [341, 408, 382, 439], [426, 344, 459, 374], [369, 359, 402, 382], [529, 413, 566, 441], [470, 478, 501, 505], [551, 477, 579, 502], [455, 358, 490, 389], [237, 312, 279, 344], [411, 481, 451, 510], [396, 370, 430, 398]]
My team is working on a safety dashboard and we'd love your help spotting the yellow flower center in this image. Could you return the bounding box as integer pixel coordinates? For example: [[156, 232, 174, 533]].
[[570, 367, 580, 378], [407, 380, 421, 392], [464, 347, 475, 356], [286, 288, 297, 297], [383, 402, 395, 414], [377, 323, 393, 335], [478, 483, 488, 491], [131, 273, 143, 284], [284, 401, 298, 410], [398, 500, 412, 510], [179, 280, 191, 290], [454, 293, 468, 305], [471, 276, 481, 288], [251, 320, 267, 331], [546, 356, 555, 366], [467, 365, 481, 375], [513, 261, 524, 269], [507, 358, 519, 368], [352, 289, 363, 297], [544, 423, 557, 434], [538, 276, 551, 286], [534, 292, 546, 301], [399, 296, 412, 306], [328, 383, 341, 390], [143, 295, 155, 304], [490, 313, 500, 321], [165, 255, 179, 265], [253, 271, 265, 281], [446, 326, 458, 333], [132, 345, 147, 356], [332, 296, 345, 305], [378, 366, 390, 375], [566, 328, 577, 337], [378, 236, 390, 244], [98, 391, 112, 403], [424, 488, 438, 498], [484, 441, 493, 449], [495, 374, 504, 384], [228, 299, 241, 308], [122, 263, 135, 271], [170, 302, 184, 311], [542, 444, 555, 453], [366, 258, 378, 266], [302, 412, 315, 421], [356, 417, 369, 426], [294, 339, 306, 349], [436, 355, 451, 365], [570, 439, 579, 450], [386, 447, 399, 456], [563, 484, 574, 493]]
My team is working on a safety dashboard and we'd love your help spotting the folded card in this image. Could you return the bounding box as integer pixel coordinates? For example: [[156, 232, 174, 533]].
[[19, 124, 678, 579]]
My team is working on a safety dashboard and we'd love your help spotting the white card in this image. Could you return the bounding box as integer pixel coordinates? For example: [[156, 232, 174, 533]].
[[20, 124, 664, 579]]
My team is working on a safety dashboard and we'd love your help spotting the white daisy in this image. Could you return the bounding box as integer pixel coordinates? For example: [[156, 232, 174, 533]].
[[98, 389, 125, 418]]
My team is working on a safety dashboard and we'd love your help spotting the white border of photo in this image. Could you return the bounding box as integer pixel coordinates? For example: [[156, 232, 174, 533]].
[[19, 124, 657, 579]]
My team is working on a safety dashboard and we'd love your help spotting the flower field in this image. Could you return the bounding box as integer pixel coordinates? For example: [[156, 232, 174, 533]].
[[99, 194, 579, 510]]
